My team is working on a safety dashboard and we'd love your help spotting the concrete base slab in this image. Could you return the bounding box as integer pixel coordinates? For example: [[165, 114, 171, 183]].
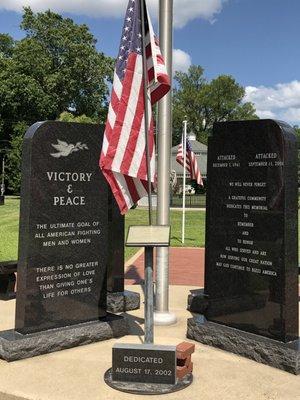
[[0, 314, 128, 362], [107, 290, 140, 313], [0, 285, 298, 400], [187, 315, 300, 375]]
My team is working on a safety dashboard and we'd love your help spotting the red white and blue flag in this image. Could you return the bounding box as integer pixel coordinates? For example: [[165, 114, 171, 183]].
[[176, 137, 204, 186], [99, 0, 170, 214]]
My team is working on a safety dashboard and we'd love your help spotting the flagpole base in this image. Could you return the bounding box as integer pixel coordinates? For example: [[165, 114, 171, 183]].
[[154, 311, 177, 326]]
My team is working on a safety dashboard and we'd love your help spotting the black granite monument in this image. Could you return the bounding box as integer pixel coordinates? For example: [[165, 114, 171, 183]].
[[187, 120, 300, 374], [106, 195, 140, 313], [0, 122, 130, 360]]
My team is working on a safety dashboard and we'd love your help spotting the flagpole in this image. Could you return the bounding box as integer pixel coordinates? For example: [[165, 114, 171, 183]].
[[140, 0, 152, 226], [182, 119, 187, 244], [154, 0, 177, 326]]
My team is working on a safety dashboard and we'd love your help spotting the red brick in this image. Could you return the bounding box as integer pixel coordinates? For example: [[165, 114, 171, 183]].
[[176, 342, 195, 359], [177, 355, 191, 367], [177, 362, 193, 380], [176, 365, 188, 380], [187, 361, 193, 373], [125, 247, 205, 286]]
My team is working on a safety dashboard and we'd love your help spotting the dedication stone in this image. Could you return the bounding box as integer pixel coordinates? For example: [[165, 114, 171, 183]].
[[16, 122, 109, 333], [187, 120, 299, 374], [112, 344, 176, 385]]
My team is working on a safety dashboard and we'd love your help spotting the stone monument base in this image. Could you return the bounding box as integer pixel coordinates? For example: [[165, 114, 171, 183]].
[[187, 315, 300, 375], [107, 290, 140, 313], [187, 289, 267, 317], [0, 195, 4, 206], [104, 369, 193, 395], [0, 314, 128, 362]]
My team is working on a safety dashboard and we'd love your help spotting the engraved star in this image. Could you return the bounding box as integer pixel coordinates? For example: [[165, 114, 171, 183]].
[[138, 33, 142, 38], [122, 36, 127, 41], [121, 45, 125, 50], [136, 47, 141, 53], [119, 55, 123, 60], [127, 17, 131, 22], [124, 26, 129, 32], [129, 7, 134, 12]]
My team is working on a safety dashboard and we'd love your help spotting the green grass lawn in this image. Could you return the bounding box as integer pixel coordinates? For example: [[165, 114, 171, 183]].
[[0, 197, 206, 262], [0, 197, 21, 262]]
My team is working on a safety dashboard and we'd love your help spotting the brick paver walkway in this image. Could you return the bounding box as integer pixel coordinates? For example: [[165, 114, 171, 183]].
[[125, 247, 204, 286]]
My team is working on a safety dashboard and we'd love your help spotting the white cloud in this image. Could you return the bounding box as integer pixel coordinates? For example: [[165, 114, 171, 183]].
[[0, 0, 228, 28], [244, 81, 300, 126], [173, 49, 191, 73]]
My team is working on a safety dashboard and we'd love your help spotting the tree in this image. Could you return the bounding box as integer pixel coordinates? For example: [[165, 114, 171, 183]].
[[0, 34, 15, 58], [5, 122, 29, 194], [293, 125, 300, 141], [18, 7, 113, 120], [58, 112, 97, 124], [0, 10, 113, 141], [173, 65, 258, 145], [0, 8, 114, 193], [292, 126, 300, 186]]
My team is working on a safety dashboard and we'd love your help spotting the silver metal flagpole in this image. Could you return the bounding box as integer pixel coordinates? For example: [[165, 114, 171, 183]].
[[181, 119, 187, 244], [140, 0, 152, 226], [154, 0, 177, 326], [140, 0, 154, 343]]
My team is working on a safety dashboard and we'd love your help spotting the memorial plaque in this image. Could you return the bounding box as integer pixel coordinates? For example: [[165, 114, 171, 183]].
[[15, 122, 109, 334], [203, 120, 298, 342], [112, 344, 176, 384]]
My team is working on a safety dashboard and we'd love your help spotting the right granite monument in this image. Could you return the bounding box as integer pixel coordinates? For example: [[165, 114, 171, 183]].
[[187, 119, 300, 374]]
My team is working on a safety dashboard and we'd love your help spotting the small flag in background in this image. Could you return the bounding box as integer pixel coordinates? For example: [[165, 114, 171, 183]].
[[176, 136, 204, 186], [99, 0, 170, 214]]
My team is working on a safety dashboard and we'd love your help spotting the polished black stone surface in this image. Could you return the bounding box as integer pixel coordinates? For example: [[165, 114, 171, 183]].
[[0, 195, 4, 205], [15, 122, 110, 334], [105, 369, 192, 394], [107, 193, 125, 293], [112, 344, 176, 385], [202, 120, 298, 343]]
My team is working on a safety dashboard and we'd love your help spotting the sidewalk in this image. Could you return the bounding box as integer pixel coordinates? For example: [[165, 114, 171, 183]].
[[125, 247, 205, 286], [0, 285, 298, 400]]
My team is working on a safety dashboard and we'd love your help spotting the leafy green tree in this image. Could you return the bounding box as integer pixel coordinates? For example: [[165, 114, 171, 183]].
[[18, 7, 113, 120], [0, 8, 114, 193], [5, 122, 28, 194], [173, 65, 258, 145], [58, 112, 97, 124], [0, 9, 113, 140], [0, 34, 15, 58], [292, 125, 300, 186], [293, 125, 300, 140]]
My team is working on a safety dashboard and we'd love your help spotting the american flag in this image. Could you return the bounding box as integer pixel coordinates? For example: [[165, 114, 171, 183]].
[[99, 0, 170, 214], [176, 136, 204, 186]]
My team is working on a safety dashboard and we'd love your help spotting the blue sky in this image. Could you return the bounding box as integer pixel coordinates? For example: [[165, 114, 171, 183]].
[[0, 0, 299, 125]]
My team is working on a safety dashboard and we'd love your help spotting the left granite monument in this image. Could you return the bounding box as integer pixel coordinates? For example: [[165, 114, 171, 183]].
[[0, 121, 130, 361]]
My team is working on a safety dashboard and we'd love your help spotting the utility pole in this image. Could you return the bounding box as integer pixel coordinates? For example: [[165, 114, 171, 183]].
[[154, 0, 177, 326]]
